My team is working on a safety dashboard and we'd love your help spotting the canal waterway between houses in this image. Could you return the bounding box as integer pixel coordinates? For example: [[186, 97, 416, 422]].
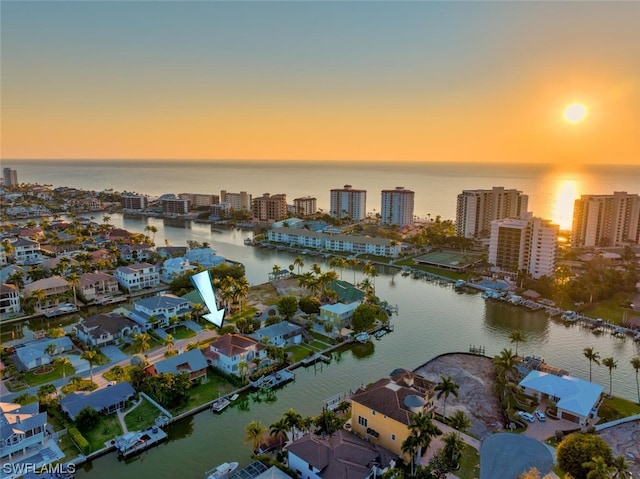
[[50, 215, 638, 478]]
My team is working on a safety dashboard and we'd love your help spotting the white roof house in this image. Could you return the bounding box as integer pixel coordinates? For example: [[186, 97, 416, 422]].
[[519, 370, 604, 425]]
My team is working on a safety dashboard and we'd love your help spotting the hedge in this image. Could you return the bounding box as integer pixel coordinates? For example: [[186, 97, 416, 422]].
[[67, 426, 90, 455]]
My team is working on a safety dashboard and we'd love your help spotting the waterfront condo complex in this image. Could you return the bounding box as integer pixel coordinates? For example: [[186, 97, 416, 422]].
[[571, 191, 640, 247], [380, 186, 415, 227], [456, 187, 529, 238], [330, 185, 367, 221]]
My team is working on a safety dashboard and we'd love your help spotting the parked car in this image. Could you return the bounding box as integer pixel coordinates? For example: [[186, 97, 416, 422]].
[[534, 410, 546, 421], [517, 411, 535, 423]]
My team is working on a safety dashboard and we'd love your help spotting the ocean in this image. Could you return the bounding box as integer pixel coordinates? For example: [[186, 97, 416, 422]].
[[7, 159, 640, 229]]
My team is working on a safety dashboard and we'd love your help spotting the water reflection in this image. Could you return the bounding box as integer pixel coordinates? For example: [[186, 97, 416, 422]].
[[166, 416, 194, 442], [351, 341, 375, 358]]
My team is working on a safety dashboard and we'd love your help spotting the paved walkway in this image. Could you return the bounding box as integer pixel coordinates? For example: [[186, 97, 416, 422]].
[[116, 397, 144, 434], [419, 419, 481, 479]]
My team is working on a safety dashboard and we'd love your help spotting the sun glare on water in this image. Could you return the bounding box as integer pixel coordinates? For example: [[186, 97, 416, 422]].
[[563, 103, 587, 124]]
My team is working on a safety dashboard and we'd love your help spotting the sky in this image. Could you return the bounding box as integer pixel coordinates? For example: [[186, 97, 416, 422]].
[[1, 1, 638, 164]]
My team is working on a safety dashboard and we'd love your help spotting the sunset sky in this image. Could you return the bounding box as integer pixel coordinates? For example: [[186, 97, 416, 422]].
[[1, 1, 638, 164]]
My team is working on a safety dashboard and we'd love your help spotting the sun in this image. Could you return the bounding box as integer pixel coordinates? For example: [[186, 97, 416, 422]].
[[563, 103, 587, 124]]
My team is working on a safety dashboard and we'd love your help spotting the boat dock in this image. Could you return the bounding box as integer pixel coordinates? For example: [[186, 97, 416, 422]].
[[249, 369, 295, 390], [114, 426, 167, 458]]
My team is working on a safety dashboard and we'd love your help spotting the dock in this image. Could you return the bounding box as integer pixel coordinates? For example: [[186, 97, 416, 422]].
[[249, 369, 295, 389], [114, 426, 167, 458]]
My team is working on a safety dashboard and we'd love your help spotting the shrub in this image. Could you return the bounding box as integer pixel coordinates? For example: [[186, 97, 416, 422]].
[[75, 406, 100, 433], [68, 426, 90, 455], [556, 433, 613, 479]]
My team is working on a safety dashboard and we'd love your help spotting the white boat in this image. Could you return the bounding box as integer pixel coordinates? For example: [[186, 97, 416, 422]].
[[354, 332, 370, 343], [229, 393, 239, 401], [211, 397, 231, 413], [454, 279, 466, 288], [205, 462, 239, 479]]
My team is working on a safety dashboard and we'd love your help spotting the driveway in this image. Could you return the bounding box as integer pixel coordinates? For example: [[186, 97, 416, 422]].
[[480, 433, 554, 479], [521, 414, 579, 441], [100, 345, 129, 363]]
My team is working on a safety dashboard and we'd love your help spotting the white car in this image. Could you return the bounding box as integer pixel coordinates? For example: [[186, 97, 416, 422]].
[[534, 410, 546, 421], [517, 411, 535, 423]]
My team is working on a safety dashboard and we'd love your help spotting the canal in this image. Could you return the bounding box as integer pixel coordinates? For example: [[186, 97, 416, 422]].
[[48, 215, 638, 478]]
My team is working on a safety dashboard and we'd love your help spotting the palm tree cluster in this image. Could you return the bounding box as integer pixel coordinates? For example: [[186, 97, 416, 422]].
[[401, 411, 442, 476], [296, 263, 338, 301], [493, 348, 525, 412], [212, 275, 250, 314], [583, 347, 620, 398]]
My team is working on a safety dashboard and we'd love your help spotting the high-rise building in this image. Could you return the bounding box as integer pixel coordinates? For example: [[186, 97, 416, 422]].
[[3, 168, 18, 187], [121, 193, 147, 211], [293, 197, 317, 217], [252, 193, 288, 222], [330, 185, 367, 221], [456, 187, 529, 238], [178, 193, 219, 208], [220, 190, 252, 211], [161, 196, 190, 215], [488, 216, 559, 279], [572, 191, 640, 247], [381, 187, 415, 226]]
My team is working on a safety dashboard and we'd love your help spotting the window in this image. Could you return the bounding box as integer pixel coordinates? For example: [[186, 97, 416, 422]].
[[372, 411, 376, 416], [391, 434, 396, 441], [358, 416, 368, 427]]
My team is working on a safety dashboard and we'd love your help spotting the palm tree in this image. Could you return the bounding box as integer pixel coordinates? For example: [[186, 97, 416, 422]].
[[448, 410, 472, 433], [311, 263, 322, 275], [244, 420, 267, 452], [435, 375, 459, 418], [583, 347, 601, 383], [54, 356, 73, 380], [509, 330, 526, 357], [611, 454, 633, 478], [602, 356, 618, 397], [407, 411, 441, 471], [191, 303, 205, 323], [283, 408, 303, 440], [582, 455, 614, 479], [630, 356, 640, 405], [348, 258, 360, 283], [164, 334, 175, 352], [442, 431, 465, 469], [169, 315, 181, 334], [45, 343, 56, 357], [401, 433, 421, 476], [81, 350, 97, 383], [31, 288, 46, 309], [133, 333, 151, 355], [269, 418, 289, 449], [293, 256, 304, 275], [67, 272, 80, 305], [361, 262, 377, 291]]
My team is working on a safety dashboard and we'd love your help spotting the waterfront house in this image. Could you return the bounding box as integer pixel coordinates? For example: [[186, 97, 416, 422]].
[[145, 348, 208, 383], [0, 265, 27, 286], [327, 280, 365, 304], [78, 271, 119, 302], [156, 246, 188, 258], [319, 302, 361, 329], [160, 256, 195, 282], [74, 313, 141, 348], [287, 429, 397, 479], [114, 262, 160, 292], [204, 334, 266, 377], [131, 293, 191, 329], [60, 382, 136, 421], [40, 256, 80, 276], [518, 370, 603, 425], [104, 228, 132, 244], [184, 248, 225, 268], [23, 276, 70, 308], [0, 401, 48, 464], [14, 336, 74, 371], [250, 321, 304, 348], [349, 369, 436, 456], [10, 238, 43, 265], [118, 244, 153, 262], [0, 283, 20, 316]]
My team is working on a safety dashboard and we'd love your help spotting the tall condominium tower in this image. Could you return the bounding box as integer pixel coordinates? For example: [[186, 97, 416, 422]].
[[121, 193, 147, 211], [488, 216, 559, 279], [381, 187, 415, 226], [572, 191, 640, 247], [3, 168, 18, 187], [220, 190, 252, 211], [330, 185, 367, 221], [252, 193, 288, 222], [178, 193, 219, 207], [293, 197, 317, 217], [456, 187, 529, 238]]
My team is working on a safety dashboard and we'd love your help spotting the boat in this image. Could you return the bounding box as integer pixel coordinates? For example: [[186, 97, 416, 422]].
[[561, 310, 577, 322], [634, 332, 640, 342], [205, 462, 239, 479], [454, 279, 466, 288], [229, 393, 239, 401], [613, 326, 626, 337], [354, 332, 370, 343], [211, 397, 231, 413], [373, 329, 387, 340], [114, 427, 167, 457]]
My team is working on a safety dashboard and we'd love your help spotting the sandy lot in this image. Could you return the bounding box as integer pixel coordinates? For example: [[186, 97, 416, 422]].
[[414, 353, 505, 439], [597, 420, 640, 477]]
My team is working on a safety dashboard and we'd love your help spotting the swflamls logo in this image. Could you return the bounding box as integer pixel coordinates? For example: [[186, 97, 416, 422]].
[[190, 270, 225, 327], [2, 463, 76, 475]]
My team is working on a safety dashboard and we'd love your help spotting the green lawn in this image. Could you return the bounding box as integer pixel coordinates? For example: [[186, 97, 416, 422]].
[[286, 344, 319, 362], [47, 412, 81, 459], [124, 398, 164, 431], [598, 395, 640, 422], [23, 363, 75, 387], [455, 443, 480, 479], [82, 413, 123, 452], [170, 325, 197, 340], [181, 375, 237, 412], [310, 331, 334, 344], [578, 293, 634, 324]]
